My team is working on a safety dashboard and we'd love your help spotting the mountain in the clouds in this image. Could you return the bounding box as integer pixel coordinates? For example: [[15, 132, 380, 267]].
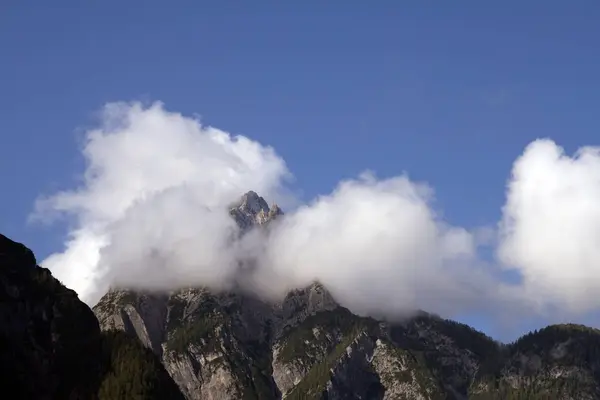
[[229, 190, 284, 230], [3, 192, 600, 399], [91, 191, 600, 400]]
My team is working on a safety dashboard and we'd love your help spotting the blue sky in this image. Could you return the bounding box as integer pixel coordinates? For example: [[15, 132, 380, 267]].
[[2, 2, 600, 340]]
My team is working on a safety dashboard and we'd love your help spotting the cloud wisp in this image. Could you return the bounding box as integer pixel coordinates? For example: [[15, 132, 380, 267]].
[[33, 102, 600, 326]]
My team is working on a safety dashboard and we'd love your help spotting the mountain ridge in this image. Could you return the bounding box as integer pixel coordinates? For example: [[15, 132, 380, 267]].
[[93, 281, 600, 399]]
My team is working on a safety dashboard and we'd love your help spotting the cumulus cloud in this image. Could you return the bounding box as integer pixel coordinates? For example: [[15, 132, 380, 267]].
[[32, 101, 600, 325], [252, 172, 505, 317], [34, 101, 292, 304], [34, 101, 503, 318], [498, 139, 600, 316]]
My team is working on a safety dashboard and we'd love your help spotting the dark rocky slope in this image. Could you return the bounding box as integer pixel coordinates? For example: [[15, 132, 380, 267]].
[[0, 233, 184, 400]]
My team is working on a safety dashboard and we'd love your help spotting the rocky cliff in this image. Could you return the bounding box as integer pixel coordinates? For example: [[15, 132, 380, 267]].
[[94, 284, 600, 400]]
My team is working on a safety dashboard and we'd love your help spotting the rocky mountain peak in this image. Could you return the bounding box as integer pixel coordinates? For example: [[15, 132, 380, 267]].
[[229, 190, 283, 230], [237, 190, 269, 214], [268, 202, 283, 217]]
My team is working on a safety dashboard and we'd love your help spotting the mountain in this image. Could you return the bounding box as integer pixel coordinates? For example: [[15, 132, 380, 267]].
[[0, 233, 184, 399], [92, 191, 600, 400], [2, 191, 599, 399]]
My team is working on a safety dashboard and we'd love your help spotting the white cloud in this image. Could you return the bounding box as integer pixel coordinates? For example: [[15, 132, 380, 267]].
[[498, 139, 600, 316], [253, 172, 509, 318], [35, 101, 503, 318], [33, 102, 600, 327], [34, 101, 291, 304], [42, 229, 106, 299]]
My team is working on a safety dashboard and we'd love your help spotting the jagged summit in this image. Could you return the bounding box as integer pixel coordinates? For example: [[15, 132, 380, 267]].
[[236, 190, 269, 215], [229, 190, 284, 230]]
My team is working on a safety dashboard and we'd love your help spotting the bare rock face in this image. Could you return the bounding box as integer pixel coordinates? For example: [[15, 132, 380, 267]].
[[272, 282, 339, 336], [322, 332, 381, 399], [371, 340, 441, 400], [159, 287, 277, 400], [91, 191, 600, 400], [228, 190, 282, 231], [94, 289, 169, 355], [270, 291, 349, 396]]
